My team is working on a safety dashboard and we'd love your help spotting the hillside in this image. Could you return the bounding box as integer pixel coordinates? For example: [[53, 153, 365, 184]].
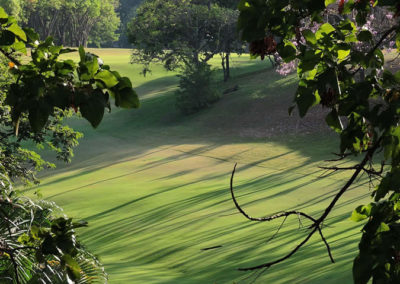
[[30, 49, 368, 283]]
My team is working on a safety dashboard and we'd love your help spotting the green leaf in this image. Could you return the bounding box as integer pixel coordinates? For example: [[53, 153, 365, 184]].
[[79, 56, 99, 81], [116, 77, 132, 89], [11, 40, 27, 54], [0, 7, 7, 19], [30, 225, 40, 239], [295, 86, 320, 117], [338, 19, 356, 32], [316, 23, 335, 40], [94, 70, 119, 88], [338, 49, 351, 62], [62, 254, 82, 281], [375, 167, 400, 201], [302, 29, 317, 45], [350, 204, 373, 222], [357, 30, 372, 42], [343, 0, 355, 15], [18, 233, 30, 243], [8, 23, 27, 41], [23, 28, 39, 42], [277, 41, 297, 62], [377, 222, 390, 233], [326, 109, 343, 133], [325, 0, 336, 7], [115, 88, 140, 109], [28, 102, 52, 132], [79, 90, 107, 128], [60, 48, 77, 54]]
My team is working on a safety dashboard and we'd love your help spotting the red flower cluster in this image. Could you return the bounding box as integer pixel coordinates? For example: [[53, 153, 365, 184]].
[[249, 36, 277, 60]]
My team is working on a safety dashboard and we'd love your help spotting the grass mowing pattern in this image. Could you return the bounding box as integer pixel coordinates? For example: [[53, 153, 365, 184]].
[[30, 49, 370, 283]]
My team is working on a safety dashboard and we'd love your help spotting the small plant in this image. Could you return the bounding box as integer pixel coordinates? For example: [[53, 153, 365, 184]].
[[176, 63, 220, 114]]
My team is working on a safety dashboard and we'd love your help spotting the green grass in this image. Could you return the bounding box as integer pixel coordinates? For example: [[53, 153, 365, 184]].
[[30, 49, 371, 283]]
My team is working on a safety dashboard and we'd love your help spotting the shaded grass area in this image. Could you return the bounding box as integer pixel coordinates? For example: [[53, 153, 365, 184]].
[[29, 48, 371, 283]]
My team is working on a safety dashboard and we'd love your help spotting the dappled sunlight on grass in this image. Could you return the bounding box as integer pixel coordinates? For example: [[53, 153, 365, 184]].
[[29, 49, 369, 283]]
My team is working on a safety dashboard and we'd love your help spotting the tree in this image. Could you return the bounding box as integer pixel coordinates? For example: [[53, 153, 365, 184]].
[[128, 0, 243, 112], [232, 0, 400, 283], [127, 0, 242, 75], [0, 0, 23, 22], [0, 6, 139, 282], [193, 0, 240, 9], [116, 0, 144, 47], [214, 7, 243, 81], [14, 0, 120, 47]]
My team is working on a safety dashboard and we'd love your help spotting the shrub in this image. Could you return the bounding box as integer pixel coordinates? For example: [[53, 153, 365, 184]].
[[175, 63, 220, 114]]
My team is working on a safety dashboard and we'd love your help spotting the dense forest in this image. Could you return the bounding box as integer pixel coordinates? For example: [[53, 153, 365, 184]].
[[0, 0, 143, 47], [0, 0, 239, 48]]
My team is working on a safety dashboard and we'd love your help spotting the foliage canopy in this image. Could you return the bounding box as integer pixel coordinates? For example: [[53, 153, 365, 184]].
[[235, 0, 400, 283], [0, 6, 139, 283]]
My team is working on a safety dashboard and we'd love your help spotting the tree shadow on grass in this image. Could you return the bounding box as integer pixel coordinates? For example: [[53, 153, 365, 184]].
[[67, 155, 369, 283], [29, 61, 371, 283]]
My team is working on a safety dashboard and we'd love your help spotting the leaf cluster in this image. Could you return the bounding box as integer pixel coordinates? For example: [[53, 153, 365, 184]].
[[0, 174, 107, 283], [238, 1, 400, 283]]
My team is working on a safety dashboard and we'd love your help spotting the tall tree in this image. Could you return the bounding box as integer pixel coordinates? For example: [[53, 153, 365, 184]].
[[19, 0, 120, 47], [116, 0, 144, 47], [128, 0, 242, 77]]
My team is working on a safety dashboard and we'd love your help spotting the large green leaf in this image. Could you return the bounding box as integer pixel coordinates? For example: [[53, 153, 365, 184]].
[[23, 27, 39, 42], [79, 56, 99, 81], [302, 29, 317, 45], [277, 41, 297, 63], [79, 90, 107, 128], [28, 102, 52, 132], [8, 23, 27, 41], [95, 70, 119, 88], [115, 88, 140, 109], [295, 86, 320, 117], [316, 23, 335, 40], [357, 30, 372, 42], [0, 7, 7, 19]]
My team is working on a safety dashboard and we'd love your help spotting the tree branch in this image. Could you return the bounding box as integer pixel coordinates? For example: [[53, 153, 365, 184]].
[[230, 136, 383, 272]]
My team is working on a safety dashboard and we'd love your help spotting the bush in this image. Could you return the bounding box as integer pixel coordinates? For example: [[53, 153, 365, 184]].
[[175, 63, 220, 114]]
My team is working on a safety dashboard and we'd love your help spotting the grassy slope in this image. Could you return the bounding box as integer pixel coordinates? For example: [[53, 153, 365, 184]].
[[31, 49, 369, 283]]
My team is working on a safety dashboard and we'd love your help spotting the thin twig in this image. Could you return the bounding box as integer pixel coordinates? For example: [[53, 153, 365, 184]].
[[318, 227, 335, 263], [265, 216, 288, 244], [230, 164, 317, 224]]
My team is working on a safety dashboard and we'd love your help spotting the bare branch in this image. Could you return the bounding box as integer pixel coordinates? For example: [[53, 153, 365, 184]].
[[231, 136, 383, 272], [230, 163, 317, 224]]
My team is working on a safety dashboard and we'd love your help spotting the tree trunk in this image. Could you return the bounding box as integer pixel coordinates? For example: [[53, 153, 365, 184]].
[[225, 52, 230, 81], [221, 53, 226, 81], [221, 52, 230, 82]]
